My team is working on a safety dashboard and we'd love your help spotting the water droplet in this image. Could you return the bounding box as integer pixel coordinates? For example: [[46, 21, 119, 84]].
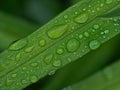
[[74, 13, 89, 23], [11, 73, 17, 78], [106, 0, 112, 4], [56, 48, 64, 55], [104, 30, 109, 34], [9, 39, 27, 51], [93, 25, 99, 29], [79, 34, 83, 39], [44, 54, 53, 64], [30, 63, 38, 67], [16, 53, 21, 61], [103, 68, 113, 80], [39, 39, 46, 47], [53, 60, 61, 67], [64, 15, 68, 19], [67, 38, 80, 52], [22, 67, 27, 70], [24, 46, 34, 53], [47, 25, 68, 39], [48, 70, 56, 76], [84, 32, 89, 37], [22, 80, 27, 84], [89, 40, 100, 50], [30, 76, 37, 83]]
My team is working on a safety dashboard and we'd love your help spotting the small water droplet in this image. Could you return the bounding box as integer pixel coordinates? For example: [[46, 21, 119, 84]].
[[9, 39, 27, 51], [53, 60, 61, 67], [84, 32, 89, 37], [67, 38, 80, 52], [106, 0, 112, 4], [93, 25, 99, 29], [47, 25, 68, 39], [11, 73, 17, 78], [79, 34, 83, 39], [56, 48, 64, 55], [22, 80, 27, 84], [104, 30, 109, 34], [30, 63, 38, 67], [30, 76, 37, 83], [39, 39, 46, 47], [48, 70, 56, 76], [22, 67, 27, 70], [64, 15, 68, 19], [103, 68, 113, 80], [89, 40, 100, 50], [44, 54, 53, 64], [24, 46, 34, 53], [16, 53, 21, 61], [74, 13, 89, 23]]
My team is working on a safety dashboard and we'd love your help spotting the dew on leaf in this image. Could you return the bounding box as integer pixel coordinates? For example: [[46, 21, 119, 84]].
[[53, 59, 61, 67], [79, 34, 83, 39], [56, 48, 64, 55], [67, 38, 80, 52], [30, 76, 38, 83], [47, 24, 68, 39], [106, 0, 113, 4], [11, 73, 17, 78], [48, 70, 56, 76], [39, 39, 46, 47], [44, 54, 53, 64], [30, 63, 38, 67], [74, 13, 89, 23], [24, 46, 34, 53], [89, 40, 101, 50], [22, 79, 27, 84], [84, 32, 89, 37], [93, 24, 99, 29], [9, 39, 27, 51], [15, 53, 21, 61]]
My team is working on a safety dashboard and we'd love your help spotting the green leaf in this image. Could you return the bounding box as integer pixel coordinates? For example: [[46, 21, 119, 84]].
[[0, 0, 120, 89], [65, 59, 120, 90]]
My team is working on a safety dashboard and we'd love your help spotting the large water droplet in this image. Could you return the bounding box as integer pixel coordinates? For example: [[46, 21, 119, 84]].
[[106, 0, 112, 4], [39, 39, 46, 47], [24, 46, 34, 53], [44, 54, 53, 64], [30, 76, 37, 83], [53, 60, 61, 67], [79, 34, 83, 39], [47, 25, 68, 39], [74, 13, 88, 23], [9, 39, 27, 51], [89, 40, 100, 50], [67, 38, 80, 52], [56, 48, 64, 55]]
